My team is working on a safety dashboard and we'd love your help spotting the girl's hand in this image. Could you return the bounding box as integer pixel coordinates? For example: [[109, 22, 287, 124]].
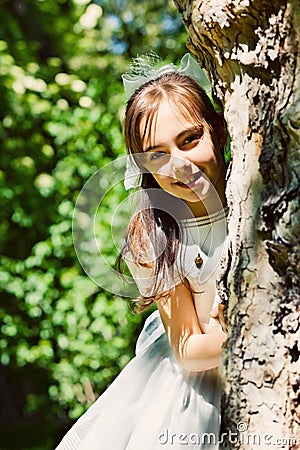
[[200, 322, 223, 335], [210, 304, 228, 333]]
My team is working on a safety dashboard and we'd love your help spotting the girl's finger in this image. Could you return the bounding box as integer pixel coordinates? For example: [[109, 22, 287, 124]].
[[210, 306, 219, 318]]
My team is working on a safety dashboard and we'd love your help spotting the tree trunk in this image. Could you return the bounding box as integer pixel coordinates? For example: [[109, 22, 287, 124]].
[[173, 0, 300, 448]]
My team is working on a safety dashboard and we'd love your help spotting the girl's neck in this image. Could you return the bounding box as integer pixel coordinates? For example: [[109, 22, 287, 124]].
[[185, 200, 227, 218], [184, 187, 227, 218]]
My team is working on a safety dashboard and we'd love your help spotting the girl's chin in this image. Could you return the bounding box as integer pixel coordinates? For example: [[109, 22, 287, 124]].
[[184, 188, 224, 209], [181, 185, 212, 202], [165, 181, 218, 203]]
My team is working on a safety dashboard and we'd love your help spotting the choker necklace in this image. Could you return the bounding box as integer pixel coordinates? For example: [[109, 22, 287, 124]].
[[194, 226, 212, 269]]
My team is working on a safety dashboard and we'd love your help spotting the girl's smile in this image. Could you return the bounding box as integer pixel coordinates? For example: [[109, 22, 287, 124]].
[[173, 169, 202, 188], [140, 100, 227, 216]]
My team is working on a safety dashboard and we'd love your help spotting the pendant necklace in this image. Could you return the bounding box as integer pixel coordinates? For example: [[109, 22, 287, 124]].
[[194, 225, 212, 269]]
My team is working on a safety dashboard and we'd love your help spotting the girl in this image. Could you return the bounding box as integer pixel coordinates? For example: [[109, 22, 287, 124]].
[[56, 53, 229, 450]]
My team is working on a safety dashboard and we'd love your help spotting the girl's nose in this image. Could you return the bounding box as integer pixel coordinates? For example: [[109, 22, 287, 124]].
[[170, 155, 191, 177]]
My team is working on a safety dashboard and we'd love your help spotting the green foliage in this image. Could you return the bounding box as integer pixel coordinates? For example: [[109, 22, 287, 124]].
[[0, 0, 187, 447]]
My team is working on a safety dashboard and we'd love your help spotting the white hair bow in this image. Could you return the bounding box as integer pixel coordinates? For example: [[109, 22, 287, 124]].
[[122, 53, 212, 102]]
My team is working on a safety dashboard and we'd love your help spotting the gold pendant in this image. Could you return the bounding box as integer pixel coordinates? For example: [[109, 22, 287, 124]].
[[194, 253, 203, 269]]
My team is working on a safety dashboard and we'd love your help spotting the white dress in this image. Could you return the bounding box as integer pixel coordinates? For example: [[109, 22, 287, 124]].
[[56, 208, 228, 450]]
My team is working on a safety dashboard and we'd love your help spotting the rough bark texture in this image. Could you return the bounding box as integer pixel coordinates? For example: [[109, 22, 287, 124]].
[[173, 1, 300, 448]]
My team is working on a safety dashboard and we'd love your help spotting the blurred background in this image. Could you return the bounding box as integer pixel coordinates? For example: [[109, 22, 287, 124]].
[[0, 0, 187, 448]]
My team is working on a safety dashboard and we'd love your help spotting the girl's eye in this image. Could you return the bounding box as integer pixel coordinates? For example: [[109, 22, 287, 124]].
[[181, 131, 203, 147], [149, 151, 166, 161]]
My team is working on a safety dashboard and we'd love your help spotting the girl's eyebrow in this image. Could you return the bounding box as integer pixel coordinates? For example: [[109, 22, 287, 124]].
[[143, 126, 203, 153], [143, 144, 163, 153], [177, 126, 203, 139]]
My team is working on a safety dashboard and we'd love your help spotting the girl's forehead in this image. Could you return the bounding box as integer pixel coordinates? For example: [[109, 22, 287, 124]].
[[140, 99, 204, 148]]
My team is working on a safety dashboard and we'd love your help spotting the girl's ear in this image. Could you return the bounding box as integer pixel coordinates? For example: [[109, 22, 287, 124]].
[[215, 115, 227, 149]]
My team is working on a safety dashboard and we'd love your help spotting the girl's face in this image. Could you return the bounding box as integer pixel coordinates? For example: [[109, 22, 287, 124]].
[[140, 100, 227, 217]]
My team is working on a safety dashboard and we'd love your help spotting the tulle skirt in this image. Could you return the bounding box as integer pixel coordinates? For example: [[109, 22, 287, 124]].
[[56, 311, 221, 450]]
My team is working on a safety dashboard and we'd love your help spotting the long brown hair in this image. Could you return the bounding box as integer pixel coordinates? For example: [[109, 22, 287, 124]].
[[117, 71, 226, 312]]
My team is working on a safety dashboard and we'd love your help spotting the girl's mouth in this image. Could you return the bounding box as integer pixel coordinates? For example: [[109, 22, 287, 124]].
[[174, 171, 203, 189]]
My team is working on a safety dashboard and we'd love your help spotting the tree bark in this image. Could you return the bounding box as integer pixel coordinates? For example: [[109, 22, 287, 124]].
[[173, 0, 300, 448]]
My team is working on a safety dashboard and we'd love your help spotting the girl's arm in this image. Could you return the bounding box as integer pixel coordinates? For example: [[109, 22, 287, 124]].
[[156, 282, 227, 372]]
